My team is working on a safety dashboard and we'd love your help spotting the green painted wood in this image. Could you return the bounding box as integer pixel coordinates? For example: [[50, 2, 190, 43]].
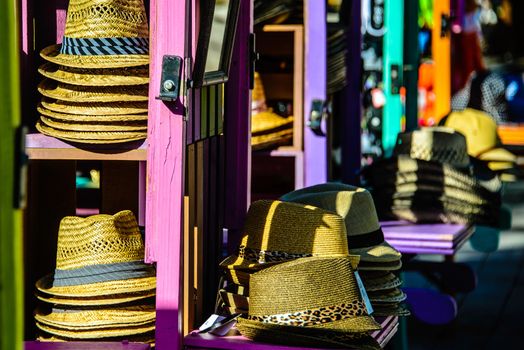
[[382, 0, 404, 156], [0, 0, 24, 348], [200, 87, 209, 139], [217, 84, 224, 134], [404, 0, 419, 132]]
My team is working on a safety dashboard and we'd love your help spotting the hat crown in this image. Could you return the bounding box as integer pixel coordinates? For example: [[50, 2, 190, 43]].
[[248, 257, 366, 317], [64, 0, 149, 39], [240, 200, 349, 258], [394, 127, 470, 168], [55, 210, 145, 270], [445, 109, 499, 156]]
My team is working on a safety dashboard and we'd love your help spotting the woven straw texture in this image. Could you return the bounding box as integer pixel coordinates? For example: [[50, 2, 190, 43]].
[[36, 321, 155, 339], [36, 121, 147, 143], [35, 304, 155, 330], [36, 210, 156, 297], [38, 103, 148, 122], [219, 200, 349, 271], [37, 332, 155, 345], [39, 63, 149, 86], [247, 257, 380, 333], [368, 288, 406, 303], [251, 128, 293, 151], [40, 116, 147, 132], [371, 304, 411, 317], [35, 291, 155, 306], [281, 187, 401, 263], [251, 111, 293, 134], [41, 98, 148, 116], [357, 259, 402, 271], [360, 271, 402, 292], [280, 183, 360, 199], [38, 79, 148, 102], [393, 127, 470, 168], [40, 0, 149, 68]]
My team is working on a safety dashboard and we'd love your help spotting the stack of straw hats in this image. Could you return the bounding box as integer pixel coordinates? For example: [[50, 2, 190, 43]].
[[364, 127, 503, 228], [251, 72, 294, 151], [327, 29, 347, 94], [34, 210, 156, 344], [218, 200, 382, 348], [35, 0, 150, 144], [280, 183, 408, 317], [440, 109, 521, 182]]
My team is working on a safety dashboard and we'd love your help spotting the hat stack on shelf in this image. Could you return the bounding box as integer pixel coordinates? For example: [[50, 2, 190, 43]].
[[218, 200, 383, 348], [35, 210, 156, 344], [251, 72, 294, 151], [327, 29, 348, 94], [364, 127, 503, 228], [254, 0, 295, 26], [35, 0, 150, 144], [280, 183, 409, 317], [441, 108, 521, 182]]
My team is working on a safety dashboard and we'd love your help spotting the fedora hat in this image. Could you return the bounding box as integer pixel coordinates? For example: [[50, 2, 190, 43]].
[[442, 109, 516, 163], [35, 291, 155, 307], [36, 210, 156, 298], [236, 257, 381, 348], [219, 200, 351, 273], [280, 184, 402, 264], [393, 127, 471, 168], [40, 0, 149, 69], [35, 321, 155, 339], [40, 98, 148, 117], [360, 271, 402, 292], [367, 288, 407, 304]]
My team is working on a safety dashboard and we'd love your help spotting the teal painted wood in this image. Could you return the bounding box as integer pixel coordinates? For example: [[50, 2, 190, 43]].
[[404, 0, 419, 131], [0, 0, 24, 349], [382, 0, 404, 156]]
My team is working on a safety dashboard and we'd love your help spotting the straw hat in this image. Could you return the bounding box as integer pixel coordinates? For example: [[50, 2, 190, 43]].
[[443, 109, 516, 163], [367, 288, 407, 304], [393, 127, 471, 168], [40, 0, 149, 69], [280, 184, 402, 263], [38, 79, 149, 103], [35, 304, 155, 330], [36, 321, 155, 339], [38, 63, 149, 86], [219, 200, 351, 272], [360, 271, 402, 292], [40, 98, 148, 116], [218, 289, 249, 313], [371, 303, 411, 317], [35, 291, 155, 307], [36, 210, 156, 298], [37, 332, 155, 345], [39, 116, 147, 132], [236, 257, 381, 348]]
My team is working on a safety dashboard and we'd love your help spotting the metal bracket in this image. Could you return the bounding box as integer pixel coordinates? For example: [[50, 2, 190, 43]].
[[308, 99, 328, 136], [156, 55, 183, 102]]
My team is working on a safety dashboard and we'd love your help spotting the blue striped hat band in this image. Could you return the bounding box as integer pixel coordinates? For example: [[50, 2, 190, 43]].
[[60, 36, 149, 56]]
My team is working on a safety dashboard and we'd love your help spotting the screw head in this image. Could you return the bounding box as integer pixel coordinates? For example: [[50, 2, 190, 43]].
[[163, 80, 175, 91]]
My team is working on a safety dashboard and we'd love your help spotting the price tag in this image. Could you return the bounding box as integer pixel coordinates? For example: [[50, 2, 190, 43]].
[[198, 314, 226, 332], [354, 271, 374, 315]]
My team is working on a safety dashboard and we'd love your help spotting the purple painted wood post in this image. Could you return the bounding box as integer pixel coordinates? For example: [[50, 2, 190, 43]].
[[341, 0, 362, 185], [145, 0, 187, 348], [224, 0, 251, 253], [303, 0, 327, 186]]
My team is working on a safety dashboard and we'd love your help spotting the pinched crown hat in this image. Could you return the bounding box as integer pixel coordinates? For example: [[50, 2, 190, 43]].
[[40, 0, 149, 68], [280, 183, 402, 265], [219, 200, 350, 273], [236, 257, 381, 349], [393, 127, 471, 168], [36, 210, 156, 298]]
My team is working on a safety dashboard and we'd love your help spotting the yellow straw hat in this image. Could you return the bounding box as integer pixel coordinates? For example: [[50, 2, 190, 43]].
[[360, 271, 402, 292], [38, 62, 149, 86], [39, 116, 147, 132], [280, 183, 402, 263], [40, 0, 149, 68], [40, 98, 148, 116], [36, 120, 147, 144], [237, 257, 381, 348], [36, 321, 155, 339], [35, 291, 155, 307], [38, 79, 149, 103], [36, 210, 156, 298], [219, 200, 351, 274], [38, 103, 148, 122], [444, 109, 517, 163]]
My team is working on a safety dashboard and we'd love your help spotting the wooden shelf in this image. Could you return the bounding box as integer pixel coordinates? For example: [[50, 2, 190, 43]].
[[25, 133, 147, 161]]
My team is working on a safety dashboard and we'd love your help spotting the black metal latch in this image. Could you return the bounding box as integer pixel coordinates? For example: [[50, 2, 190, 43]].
[[308, 99, 328, 136], [156, 55, 183, 101]]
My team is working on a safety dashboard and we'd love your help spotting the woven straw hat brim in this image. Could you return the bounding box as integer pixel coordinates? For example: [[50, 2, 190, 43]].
[[35, 291, 155, 306], [37, 332, 155, 345], [36, 320, 155, 339], [35, 305, 156, 330], [38, 79, 149, 102], [237, 318, 381, 349], [36, 274, 156, 298], [358, 259, 402, 271], [38, 62, 149, 86], [372, 304, 411, 317], [349, 241, 401, 263], [251, 111, 293, 134], [36, 121, 147, 143], [39, 116, 147, 132], [41, 44, 149, 69], [41, 98, 148, 116], [478, 147, 517, 163], [361, 272, 402, 292], [487, 161, 516, 171], [38, 103, 148, 122], [251, 129, 293, 151], [368, 288, 407, 303]]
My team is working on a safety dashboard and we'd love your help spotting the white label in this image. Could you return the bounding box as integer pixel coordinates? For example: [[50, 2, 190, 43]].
[[198, 314, 225, 332], [354, 271, 374, 315]]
